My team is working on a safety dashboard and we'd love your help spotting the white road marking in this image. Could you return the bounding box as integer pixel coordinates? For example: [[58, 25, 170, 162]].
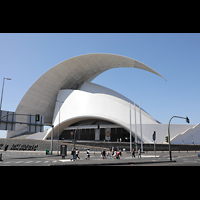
[[59, 159, 71, 162], [25, 161, 33, 163], [34, 161, 41, 163], [15, 161, 24, 163]]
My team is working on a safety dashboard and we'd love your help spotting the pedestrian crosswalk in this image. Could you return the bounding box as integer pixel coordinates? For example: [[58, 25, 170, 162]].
[[25, 161, 33, 163], [0, 151, 59, 165], [0, 159, 58, 165], [15, 161, 24, 163]]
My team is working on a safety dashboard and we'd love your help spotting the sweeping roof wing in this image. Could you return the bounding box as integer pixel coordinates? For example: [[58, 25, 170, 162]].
[[15, 53, 166, 123]]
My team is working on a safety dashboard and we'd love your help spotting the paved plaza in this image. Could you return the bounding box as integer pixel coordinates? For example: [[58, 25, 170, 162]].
[[0, 150, 200, 166]]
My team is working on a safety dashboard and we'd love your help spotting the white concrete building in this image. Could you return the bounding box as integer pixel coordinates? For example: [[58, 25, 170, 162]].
[[7, 53, 196, 144]]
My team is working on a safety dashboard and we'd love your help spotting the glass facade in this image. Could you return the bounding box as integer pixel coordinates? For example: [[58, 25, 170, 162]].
[[60, 127, 134, 142]]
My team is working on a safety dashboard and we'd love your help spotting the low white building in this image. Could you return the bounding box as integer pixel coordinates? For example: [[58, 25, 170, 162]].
[[7, 53, 195, 144]]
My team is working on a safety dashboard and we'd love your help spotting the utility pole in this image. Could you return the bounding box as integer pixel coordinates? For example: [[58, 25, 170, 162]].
[[56, 100, 64, 155], [134, 102, 138, 152], [0, 78, 11, 111], [139, 102, 143, 152], [130, 103, 132, 153]]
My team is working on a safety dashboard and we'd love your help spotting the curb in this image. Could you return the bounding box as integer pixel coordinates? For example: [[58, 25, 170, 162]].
[[50, 159, 177, 166]]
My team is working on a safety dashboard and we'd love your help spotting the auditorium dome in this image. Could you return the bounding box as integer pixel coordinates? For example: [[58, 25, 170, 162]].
[[7, 53, 166, 142]]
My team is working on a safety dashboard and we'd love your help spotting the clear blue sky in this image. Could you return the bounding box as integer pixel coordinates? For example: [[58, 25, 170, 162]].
[[0, 33, 200, 137]]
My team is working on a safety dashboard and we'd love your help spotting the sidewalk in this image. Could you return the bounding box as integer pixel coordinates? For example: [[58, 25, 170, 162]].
[[49, 152, 175, 166], [50, 158, 175, 166]]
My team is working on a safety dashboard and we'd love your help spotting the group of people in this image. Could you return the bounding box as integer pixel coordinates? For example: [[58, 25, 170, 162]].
[[71, 148, 90, 161], [101, 149, 121, 159], [70, 147, 142, 161], [101, 147, 142, 159], [70, 148, 81, 161], [131, 148, 141, 158]]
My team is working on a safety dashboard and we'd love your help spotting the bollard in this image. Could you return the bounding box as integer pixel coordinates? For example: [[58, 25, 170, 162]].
[[0, 153, 3, 161], [4, 145, 8, 151], [60, 145, 67, 159], [46, 150, 49, 155]]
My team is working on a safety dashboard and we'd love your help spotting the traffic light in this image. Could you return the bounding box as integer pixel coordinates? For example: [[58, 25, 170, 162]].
[[165, 136, 168, 143], [35, 114, 40, 121], [152, 131, 156, 141], [186, 117, 190, 124]]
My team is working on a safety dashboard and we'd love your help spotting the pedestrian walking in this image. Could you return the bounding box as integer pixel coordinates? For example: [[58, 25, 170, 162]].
[[132, 149, 135, 158], [123, 147, 126, 157], [114, 151, 117, 158], [102, 149, 106, 159], [112, 146, 114, 156], [119, 149, 122, 158], [71, 148, 76, 161], [107, 150, 111, 159], [86, 149, 90, 160], [138, 148, 141, 158], [76, 148, 80, 160], [116, 151, 120, 159]]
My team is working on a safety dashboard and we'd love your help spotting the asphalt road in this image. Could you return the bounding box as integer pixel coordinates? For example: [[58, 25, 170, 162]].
[[0, 150, 200, 166]]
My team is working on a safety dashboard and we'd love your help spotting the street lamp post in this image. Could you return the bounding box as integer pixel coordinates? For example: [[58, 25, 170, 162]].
[[0, 78, 11, 112], [56, 100, 64, 155], [74, 124, 84, 149], [45, 123, 54, 155], [168, 116, 190, 161]]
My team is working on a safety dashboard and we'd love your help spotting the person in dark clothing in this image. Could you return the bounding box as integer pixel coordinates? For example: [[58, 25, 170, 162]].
[[71, 148, 76, 161], [102, 149, 106, 159], [132, 149, 135, 158]]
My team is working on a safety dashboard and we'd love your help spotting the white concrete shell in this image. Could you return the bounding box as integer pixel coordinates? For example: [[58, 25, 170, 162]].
[[44, 82, 194, 143], [44, 82, 159, 142], [7, 53, 165, 139], [15, 53, 165, 123]]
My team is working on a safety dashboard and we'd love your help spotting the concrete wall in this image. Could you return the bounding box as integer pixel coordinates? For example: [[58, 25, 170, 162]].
[[171, 124, 200, 144], [140, 124, 195, 144]]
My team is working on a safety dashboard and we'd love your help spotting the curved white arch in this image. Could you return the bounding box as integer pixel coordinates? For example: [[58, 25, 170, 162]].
[[15, 53, 166, 124]]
